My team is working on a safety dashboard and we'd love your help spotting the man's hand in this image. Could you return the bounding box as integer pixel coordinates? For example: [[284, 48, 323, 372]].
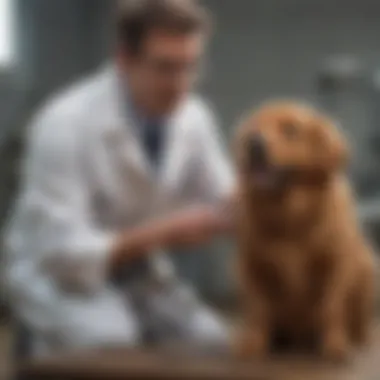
[[110, 205, 232, 268], [159, 206, 231, 247]]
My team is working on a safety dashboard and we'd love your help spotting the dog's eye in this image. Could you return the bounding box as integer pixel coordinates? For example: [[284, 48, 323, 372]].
[[282, 122, 299, 140]]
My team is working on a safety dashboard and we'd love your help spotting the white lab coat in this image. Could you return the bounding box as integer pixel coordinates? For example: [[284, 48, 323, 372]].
[[3, 65, 234, 355]]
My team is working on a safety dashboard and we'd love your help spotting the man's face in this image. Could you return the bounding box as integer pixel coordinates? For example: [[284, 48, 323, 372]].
[[118, 30, 205, 117]]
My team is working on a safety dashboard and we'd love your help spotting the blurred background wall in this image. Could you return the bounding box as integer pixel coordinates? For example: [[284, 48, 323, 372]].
[[2, 0, 380, 303]]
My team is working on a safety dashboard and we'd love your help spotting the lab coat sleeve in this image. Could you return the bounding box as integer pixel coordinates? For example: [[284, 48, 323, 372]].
[[15, 107, 115, 293], [192, 104, 235, 206]]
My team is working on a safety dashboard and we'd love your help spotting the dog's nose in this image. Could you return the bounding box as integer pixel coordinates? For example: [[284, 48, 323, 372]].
[[249, 134, 267, 163]]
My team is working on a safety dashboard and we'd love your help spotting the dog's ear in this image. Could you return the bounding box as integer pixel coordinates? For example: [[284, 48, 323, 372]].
[[311, 115, 349, 172]]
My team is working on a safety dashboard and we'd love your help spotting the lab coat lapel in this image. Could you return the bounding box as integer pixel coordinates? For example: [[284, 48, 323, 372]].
[[159, 110, 182, 188], [153, 106, 190, 215], [104, 66, 154, 185]]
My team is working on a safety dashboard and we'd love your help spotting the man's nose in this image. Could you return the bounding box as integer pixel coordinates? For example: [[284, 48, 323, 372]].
[[248, 134, 267, 163]]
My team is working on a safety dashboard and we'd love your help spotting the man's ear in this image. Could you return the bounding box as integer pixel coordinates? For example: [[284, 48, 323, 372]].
[[312, 116, 349, 172]]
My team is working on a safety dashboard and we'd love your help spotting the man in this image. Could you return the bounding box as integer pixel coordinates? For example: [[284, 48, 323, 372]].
[[4, 0, 234, 356]]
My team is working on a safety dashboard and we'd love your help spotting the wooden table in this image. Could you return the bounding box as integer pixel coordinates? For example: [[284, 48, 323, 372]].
[[17, 328, 380, 380]]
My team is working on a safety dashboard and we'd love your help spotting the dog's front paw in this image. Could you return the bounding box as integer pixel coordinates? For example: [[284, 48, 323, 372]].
[[233, 327, 269, 359], [321, 329, 352, 363]]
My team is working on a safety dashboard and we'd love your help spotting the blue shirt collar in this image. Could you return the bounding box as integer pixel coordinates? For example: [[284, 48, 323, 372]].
[[122, 78, 167, 131], [121, 77, 168, 166]]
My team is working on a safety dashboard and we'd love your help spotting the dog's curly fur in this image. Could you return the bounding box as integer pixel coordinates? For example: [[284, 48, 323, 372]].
[[233, 101, 376, 361]]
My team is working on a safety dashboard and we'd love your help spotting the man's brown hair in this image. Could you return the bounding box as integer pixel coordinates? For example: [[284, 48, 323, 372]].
[[117, 0, 212, 54]]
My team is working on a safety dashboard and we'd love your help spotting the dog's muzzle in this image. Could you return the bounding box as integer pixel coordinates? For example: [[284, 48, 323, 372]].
[[248, 134, 267, 166]]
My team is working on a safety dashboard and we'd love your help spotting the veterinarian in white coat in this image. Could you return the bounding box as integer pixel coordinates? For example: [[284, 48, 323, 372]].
[[4, 0, 234, 356]]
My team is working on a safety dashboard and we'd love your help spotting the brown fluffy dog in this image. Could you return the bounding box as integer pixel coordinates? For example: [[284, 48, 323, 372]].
[[233, 101, 376, 361]]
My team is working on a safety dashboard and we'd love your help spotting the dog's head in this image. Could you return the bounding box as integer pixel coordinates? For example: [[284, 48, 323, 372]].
[[235, 101, 348, 191]]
